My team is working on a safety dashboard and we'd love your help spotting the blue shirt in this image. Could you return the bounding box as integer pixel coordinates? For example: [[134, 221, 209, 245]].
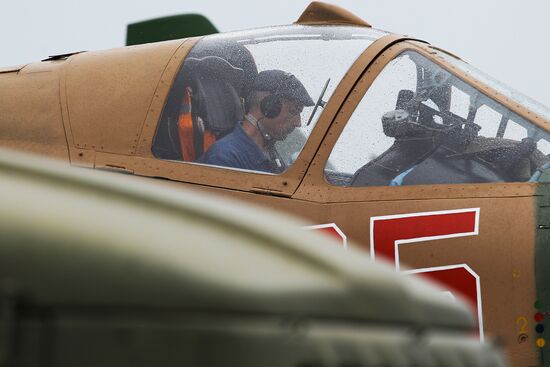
[[197, 123, 273, 173]]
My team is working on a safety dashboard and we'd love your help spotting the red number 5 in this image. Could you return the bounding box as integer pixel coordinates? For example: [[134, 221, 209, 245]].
[[370, 208, 483, 340]]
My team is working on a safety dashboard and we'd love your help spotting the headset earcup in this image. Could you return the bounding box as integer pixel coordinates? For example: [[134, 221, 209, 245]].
[[260, 95, 282, 118]]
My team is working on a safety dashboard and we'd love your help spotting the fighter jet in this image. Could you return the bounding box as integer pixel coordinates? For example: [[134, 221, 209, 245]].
[[0, 2, 548, 365]]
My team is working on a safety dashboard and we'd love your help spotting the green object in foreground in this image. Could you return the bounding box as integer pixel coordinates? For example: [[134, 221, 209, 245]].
[[126, 14, 218, 46], [0, 149, 506, 366]]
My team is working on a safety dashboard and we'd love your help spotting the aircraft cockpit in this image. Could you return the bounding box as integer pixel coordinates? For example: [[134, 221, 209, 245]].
[[152, 25, 386, 173], [325, 48, 550, 186], [151, 23, 550, 187]]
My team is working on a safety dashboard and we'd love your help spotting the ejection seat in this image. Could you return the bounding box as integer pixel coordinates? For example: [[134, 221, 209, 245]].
[[180, 56, 246, 161], [152, 42, 258, 162]]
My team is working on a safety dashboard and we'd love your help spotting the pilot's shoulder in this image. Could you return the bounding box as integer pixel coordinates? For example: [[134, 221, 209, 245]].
[[209, 133, 242, 155], [198, 135, 243, 164]]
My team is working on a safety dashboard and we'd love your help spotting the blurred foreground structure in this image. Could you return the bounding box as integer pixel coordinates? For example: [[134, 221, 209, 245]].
[[0, 150, 505, 366]]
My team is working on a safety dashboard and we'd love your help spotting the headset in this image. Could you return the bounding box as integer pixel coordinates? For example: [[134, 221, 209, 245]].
[[244, 72, 296, 172], [260, 94, 282, 119], [258, 72, 294, 119]]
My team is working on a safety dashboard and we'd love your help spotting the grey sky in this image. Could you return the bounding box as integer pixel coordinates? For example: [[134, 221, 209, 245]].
[[1, 0, 548, 106]]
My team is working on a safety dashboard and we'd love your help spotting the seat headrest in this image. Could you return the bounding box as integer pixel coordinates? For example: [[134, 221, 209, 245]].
[[188, 41, 258, 98], [194, 76, 243, 137], [184, 56, 245, 94]]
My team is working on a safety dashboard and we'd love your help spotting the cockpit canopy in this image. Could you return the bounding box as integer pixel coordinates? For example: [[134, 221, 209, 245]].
[[152, 25, 386, 172], [326, 49, 550, 186], [151, 23, 550, 186]]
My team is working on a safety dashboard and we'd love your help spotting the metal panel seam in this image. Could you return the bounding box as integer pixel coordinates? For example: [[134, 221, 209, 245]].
[[133, 39, 189, 155]]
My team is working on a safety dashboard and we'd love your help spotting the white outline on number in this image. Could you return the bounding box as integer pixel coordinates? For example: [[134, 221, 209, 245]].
[[302, 223, 347, 249], [369, 208, 483, 341], [369, 208, 480, 262], [403, 264, 484, 342]]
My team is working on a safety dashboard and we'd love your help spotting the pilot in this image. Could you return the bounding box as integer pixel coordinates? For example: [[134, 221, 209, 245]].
[[197, 69, 314, 173]]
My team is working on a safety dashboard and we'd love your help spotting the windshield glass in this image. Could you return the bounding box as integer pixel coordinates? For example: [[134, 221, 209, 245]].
[[325, 50, 550, 187], [152, 25, 386, 175], [435, 49, 550, 122]]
